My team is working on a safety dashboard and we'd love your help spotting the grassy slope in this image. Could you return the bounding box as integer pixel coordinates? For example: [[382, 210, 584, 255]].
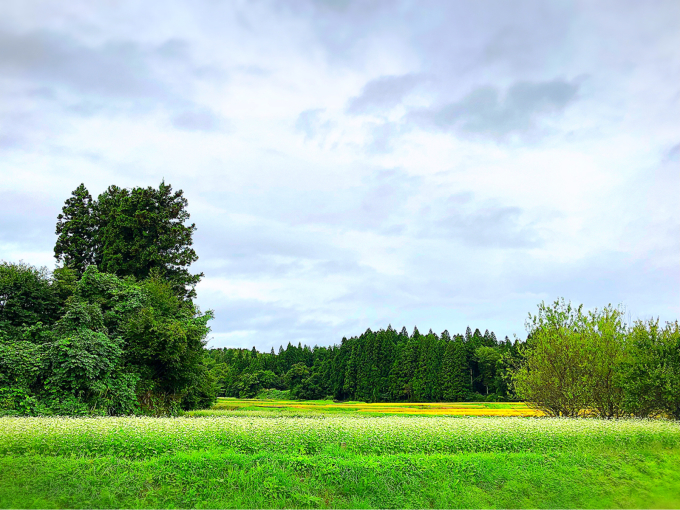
[[2, 446, 680, 508]]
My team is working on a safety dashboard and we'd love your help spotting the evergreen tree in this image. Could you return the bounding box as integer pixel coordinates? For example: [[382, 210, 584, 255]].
[[440, 337, 470, 401], [54, 184, 96, 275], [414, 331, 440, 401], [475, 346, 501, 395], [427, 336, 444, 401], [388, 342, 406, 400], [355, 331, 372, 401], [331, 338, 350, 399], [197, 326, 508, 404], [342, 345, 358, 399], [402, 333, 420, 401], [399, 326, 409, 342], [55, 182, 203, 299], [377, 328, 397, 400]]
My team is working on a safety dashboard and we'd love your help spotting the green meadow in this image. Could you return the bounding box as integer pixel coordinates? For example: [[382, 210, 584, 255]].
[[2, 402, 680, 509]]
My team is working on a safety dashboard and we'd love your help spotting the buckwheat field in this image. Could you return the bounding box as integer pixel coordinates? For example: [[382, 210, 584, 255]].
[[2, 406, 680, 509]]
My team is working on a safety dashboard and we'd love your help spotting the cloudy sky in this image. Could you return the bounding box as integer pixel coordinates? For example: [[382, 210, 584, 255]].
[[1, 1, 678, 350]]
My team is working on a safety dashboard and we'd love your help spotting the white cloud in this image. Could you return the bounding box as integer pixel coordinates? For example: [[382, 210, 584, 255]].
[[1, 0, 678, 349]]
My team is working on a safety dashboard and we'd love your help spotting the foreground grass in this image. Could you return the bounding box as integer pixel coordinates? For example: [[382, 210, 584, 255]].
[[2, 447, 680, 508], [2, 413, 679, 508]]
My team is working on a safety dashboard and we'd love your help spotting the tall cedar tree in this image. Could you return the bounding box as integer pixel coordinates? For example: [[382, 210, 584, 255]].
[[54, 184, 95, 275], [55, 182, 202, 299], [440, 336, 470, 401]]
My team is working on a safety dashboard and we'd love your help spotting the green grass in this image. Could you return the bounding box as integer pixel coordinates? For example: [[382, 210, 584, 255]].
[[2, 447, 680, 508], [1, 411, 680, 508]]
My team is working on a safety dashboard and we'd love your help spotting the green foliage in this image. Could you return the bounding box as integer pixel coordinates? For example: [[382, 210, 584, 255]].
[[3, 180, 215, 416], [0, 334, 46, 391], [294, 372, 326, 400], [0, 387, 38, 415], [618, 319, 680, 419], [475, 346, 501, 395], [47, 325, 123, 396], [513, 300, 597, 416], [286, 362, 311, 398], [581, 305, 628, 418], [55, 182, 203, 299], [208, 324, 514, 403], [0, 263, 214, 416], [440, 337, 470, 401], [54, 184, 96, 276], [256, 388, 291, 400], [0, 261, 61, 332], [42, 299, 139, 415], [234, 370, 281, 399], [511, 299, 673, 419], [122, 273, 213, 395], [181, 364, 219, 411]]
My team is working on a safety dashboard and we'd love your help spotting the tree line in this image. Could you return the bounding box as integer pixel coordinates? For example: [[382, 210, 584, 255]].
[[205, 326, 517, 402], [204, 300, 680, 419]]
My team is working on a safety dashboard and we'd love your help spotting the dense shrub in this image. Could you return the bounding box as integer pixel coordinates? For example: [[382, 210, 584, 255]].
[[0, 262, 215, 416], [512, 299, 679, 419], [617, 319, 680, 419]]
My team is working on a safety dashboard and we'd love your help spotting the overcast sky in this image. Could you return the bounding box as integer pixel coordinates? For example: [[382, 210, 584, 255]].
[[1, 0, 678, 350]]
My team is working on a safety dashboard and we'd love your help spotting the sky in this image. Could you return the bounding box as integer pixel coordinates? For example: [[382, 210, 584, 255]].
[[1, 0, 678, 351]]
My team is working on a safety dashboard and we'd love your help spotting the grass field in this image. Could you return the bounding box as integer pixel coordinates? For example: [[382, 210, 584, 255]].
[[2, 401, 680, 508]]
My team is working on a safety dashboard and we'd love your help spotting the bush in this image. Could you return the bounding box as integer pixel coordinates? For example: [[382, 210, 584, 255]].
[[512, 299, 627, 418], [256, 388, 291, 400], [512, 299, 679, 420], [618, 319, 680, 419], [181, 365, 218, 411]]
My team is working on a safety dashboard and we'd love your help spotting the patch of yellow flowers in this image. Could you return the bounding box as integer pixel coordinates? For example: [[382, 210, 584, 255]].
[[213, 399, 544, 416]]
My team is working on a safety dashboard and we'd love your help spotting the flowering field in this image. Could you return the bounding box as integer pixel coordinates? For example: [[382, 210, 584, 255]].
[[205, 398, 545, 416], [1, 415, 679, 458], [2, 414, 680, 508]]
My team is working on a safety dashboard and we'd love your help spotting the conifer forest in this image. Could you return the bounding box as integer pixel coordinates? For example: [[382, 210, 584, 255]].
[[206, 325, 514, 402]]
